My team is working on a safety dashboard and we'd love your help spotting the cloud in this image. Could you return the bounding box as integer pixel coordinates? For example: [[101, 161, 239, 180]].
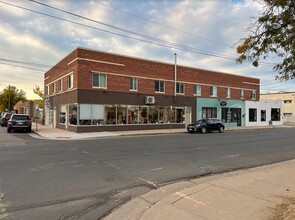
[[0, 0, 294, 100]]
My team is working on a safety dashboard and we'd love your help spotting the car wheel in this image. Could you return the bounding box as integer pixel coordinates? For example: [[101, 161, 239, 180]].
[[27, 128, 31, 133], [201, 127, 207, 134], [219, 126, 224, 133], [7, 128, 11, 133]]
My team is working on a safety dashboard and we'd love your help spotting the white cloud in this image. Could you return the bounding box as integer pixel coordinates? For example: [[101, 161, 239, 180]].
[[0, 0, 294, 99]]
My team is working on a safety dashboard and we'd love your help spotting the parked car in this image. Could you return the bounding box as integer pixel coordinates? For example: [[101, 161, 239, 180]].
[[7, 114, 32, 133], [187, 118, 225, 134], [0, 112, 12, 127]]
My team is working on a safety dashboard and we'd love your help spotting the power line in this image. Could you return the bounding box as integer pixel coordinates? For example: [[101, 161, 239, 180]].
[[0, 0, 276, 67], [28, 0, 236, 59], [0, 61, 45, 72], [93, 0, 232, 48], [27, 0, 277, 66]]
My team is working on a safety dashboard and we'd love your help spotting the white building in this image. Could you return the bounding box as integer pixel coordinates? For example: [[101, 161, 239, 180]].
[[245, 99, 283, 127]]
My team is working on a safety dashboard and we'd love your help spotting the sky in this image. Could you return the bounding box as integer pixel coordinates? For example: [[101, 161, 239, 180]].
[[0, 0, 294, 99]]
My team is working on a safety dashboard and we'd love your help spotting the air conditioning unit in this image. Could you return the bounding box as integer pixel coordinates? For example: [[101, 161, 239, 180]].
[[145, 96, 155, 104]]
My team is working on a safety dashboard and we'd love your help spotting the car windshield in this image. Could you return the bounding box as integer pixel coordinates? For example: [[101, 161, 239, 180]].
[[13, 115, 30, 120], [195, 120, 203, 124]]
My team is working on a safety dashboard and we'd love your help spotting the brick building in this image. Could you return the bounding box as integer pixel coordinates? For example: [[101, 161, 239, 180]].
[[44, 47, 260, 132]]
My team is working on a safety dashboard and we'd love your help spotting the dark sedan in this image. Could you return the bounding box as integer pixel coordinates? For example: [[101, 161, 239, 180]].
[[187, 118, 225, 134], [7, 114, 32, 133]]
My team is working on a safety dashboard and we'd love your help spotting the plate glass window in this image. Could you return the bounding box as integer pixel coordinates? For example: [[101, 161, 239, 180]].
[[129, 77, 138, 91], [93, 73, 107, 88], [155, 80, 165, 93], [194, 85, 201, 95]]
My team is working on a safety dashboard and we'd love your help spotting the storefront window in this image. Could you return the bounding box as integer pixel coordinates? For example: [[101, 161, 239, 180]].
[[249, 108, 257, 122], [139, 106, 148, 124], [158, 107, 166, 123], [176, 108, 184, 123], [149, 106, 158, 123], [202, 107, 217, 119], [69, 104, 77, 125], [117, 105, 127, 124], [261, 110, 266, 122], [128, 105, 139, 124], [167, 107, 175, 123], [222, 108, 241, 123], [79, 104, 92, 125], [92, 104, 105, 125], [271, 108, 280, 121], [106, 105, 116, 124], [60, 105, 66, 124]]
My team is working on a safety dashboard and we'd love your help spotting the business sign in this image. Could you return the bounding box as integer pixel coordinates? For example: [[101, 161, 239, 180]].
[[220, 100, 227, 106]]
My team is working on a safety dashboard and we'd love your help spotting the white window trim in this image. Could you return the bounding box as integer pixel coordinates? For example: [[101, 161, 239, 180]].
[[240, 89, 244, 99], [155, 80, 165, 93], [68, 74, 74, 89], [210, 86, 217, 97], [193, 84, 201, 96], [92, 73, 107, 89], [226, 88, 231, 98], [176, 82, 185, 95], [59, 79, 63, 92], [129, 77, 138, 91]]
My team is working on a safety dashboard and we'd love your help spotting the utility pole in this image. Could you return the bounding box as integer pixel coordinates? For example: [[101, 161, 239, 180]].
[[174, 53, 177, 103], [8, 84, 11, 112]]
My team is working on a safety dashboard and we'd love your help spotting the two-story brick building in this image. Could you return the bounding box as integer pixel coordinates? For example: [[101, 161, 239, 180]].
[[44, 47, 260, 132]]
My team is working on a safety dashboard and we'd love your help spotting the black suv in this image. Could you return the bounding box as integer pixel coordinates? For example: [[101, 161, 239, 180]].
[[7, 114, 32, 133], [187, 118, 225, 134]]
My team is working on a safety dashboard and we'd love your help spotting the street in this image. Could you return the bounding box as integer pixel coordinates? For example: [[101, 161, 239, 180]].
[[1, 127, 295, 219]]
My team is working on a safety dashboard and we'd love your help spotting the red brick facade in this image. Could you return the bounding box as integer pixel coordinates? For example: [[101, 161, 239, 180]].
[[44, 47, 260, 132]]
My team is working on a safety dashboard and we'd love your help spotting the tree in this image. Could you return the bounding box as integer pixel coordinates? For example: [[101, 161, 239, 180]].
[[236, 0, 295, 80], [0, 85, 27, 111], [33, 85, 44, 109]]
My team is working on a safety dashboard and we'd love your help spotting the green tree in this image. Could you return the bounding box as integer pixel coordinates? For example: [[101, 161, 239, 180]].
[[33, 85, 44, 108], [236, 0, 295, 80], [0, 85, 27, 111]]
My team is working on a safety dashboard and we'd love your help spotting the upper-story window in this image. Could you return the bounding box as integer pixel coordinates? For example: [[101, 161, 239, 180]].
[[226, 88, 231, 98], [67, 74, 73, 89], [251, 90, 257, 100], [58, 79, 62, 92], [45, 85, 49, 96], [176, 82, 184, 94], [194, 85, 201, 96], [129, 77, 138, 91], [93, 72, 107, 88], [155, 80, 165, 93], [52, 83, 56, 94], [240, 89, 244, 99], [210, 86, 217, 97]]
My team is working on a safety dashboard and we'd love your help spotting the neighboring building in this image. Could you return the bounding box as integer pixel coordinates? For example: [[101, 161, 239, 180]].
[[44, 47, 260, 132], [245, 99, 282, 127], [261, 92, 295, 123], [14, 100, 34, 118]]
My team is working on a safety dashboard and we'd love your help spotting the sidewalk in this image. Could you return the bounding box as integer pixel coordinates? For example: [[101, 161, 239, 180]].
[[103, 160, 295, 220], [30, 123, 292, 140]]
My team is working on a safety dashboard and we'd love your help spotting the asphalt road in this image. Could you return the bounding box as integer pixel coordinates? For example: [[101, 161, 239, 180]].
[[0, 127, 295, 219]]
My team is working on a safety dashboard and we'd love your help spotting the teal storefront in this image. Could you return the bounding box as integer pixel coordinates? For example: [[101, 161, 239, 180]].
[[196, 98, 246, 127]]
